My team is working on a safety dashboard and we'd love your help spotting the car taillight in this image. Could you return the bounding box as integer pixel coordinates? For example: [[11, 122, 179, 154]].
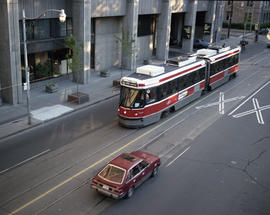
[[92, 179, 98, 184], [114, 189, 122, 194]]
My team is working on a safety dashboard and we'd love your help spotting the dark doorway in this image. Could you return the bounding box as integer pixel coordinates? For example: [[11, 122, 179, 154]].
[[170, 13, 185, 48], [195, 11, 206, 39], [91, 18, 95, 69]]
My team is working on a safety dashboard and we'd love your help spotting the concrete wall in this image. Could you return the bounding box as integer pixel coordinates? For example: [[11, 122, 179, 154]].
[[138, 0, 161, 15], [171, 0, 187, 13], [0, 0, 22, 104], [197, 1, 208, 12], [137, 35, 153, 61], [18, 0, 71, 19], [91, 0, 126, 17], [95, 17, 121, 71]]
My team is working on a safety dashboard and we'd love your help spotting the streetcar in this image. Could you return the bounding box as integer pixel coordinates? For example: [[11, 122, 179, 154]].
[[118, 45, 240, 128]]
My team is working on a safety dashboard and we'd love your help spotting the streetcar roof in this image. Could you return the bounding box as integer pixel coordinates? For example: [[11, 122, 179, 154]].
[[120, 57, 206, 89], [195, 45, 241, 63]]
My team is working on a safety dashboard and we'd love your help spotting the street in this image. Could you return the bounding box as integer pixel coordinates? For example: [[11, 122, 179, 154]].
[[0, 37, 270, 215]]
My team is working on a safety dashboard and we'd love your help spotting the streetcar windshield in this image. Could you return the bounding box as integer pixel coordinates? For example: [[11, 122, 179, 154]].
[[120, 87, 144, 108]]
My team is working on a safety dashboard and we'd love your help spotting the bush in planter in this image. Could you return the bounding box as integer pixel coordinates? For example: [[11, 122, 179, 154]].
[[100, 69, 110, 77], [45, 83, 58, 93]]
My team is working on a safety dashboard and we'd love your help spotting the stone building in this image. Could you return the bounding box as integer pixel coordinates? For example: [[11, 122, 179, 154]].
[[224, 1, 270, 28], [0, 0, 225, 105]]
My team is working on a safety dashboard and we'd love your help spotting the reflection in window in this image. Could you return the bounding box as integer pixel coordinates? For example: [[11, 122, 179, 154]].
[[145, 87, 157, 104], [120, 87, 144, 108], [34, 19, 50, 40]]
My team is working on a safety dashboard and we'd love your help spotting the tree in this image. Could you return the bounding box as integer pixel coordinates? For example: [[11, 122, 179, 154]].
[[114, 27, 136, 77], [65, 36, 83, 95]]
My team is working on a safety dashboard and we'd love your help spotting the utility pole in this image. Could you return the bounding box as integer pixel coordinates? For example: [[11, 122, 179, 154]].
[[227, 0, 233, 38]]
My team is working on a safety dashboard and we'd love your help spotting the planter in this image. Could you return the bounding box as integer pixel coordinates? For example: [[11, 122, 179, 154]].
[[45, 83, 58, 93], [143, 59, 151, 65], [113, 79, 121, 88], [100, 69, 110, 77], [67, 92, 89, 105]]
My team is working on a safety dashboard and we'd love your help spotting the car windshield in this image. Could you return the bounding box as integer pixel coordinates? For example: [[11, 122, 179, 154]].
[[120, 86, 144, 108], [98, 164, 126, 184]]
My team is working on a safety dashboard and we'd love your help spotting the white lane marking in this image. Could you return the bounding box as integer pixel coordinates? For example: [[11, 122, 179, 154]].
[[196, 92, 245, 115], [228, 81, 270, 116], [253, 99, 264, 124], [166, 146, 191, 167], [219, 92, 225, 114], [138, 118, 186, 150], [232, 98, 270, 125], [0, 149, 50, 174]]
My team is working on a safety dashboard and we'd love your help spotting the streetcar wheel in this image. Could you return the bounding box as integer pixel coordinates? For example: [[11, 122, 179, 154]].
[[169, 106, 175, 113], [161, 111, 168, 118]]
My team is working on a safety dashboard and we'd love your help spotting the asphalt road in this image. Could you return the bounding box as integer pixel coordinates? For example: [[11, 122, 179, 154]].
[[100, 81, 270, 215], [0, 35, 269, 215]]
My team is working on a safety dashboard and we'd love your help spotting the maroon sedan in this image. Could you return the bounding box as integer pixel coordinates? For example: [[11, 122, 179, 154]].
[[91, 150, 160, 199]]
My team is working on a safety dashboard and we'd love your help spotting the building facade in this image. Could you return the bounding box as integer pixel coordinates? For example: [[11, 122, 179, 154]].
[[224, 1, 270, 29], [0, 0, 224, 105]]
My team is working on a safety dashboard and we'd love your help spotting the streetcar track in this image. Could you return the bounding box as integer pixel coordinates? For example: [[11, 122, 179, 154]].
[[5, 49, 270, 214], [0, 126, 140, 208]]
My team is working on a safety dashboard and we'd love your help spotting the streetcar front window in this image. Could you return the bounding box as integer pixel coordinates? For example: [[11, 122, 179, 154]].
[[120, 87, 144, 108]]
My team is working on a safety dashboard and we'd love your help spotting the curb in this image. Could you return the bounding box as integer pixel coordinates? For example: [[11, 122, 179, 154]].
[[0, 92, 120, 141]]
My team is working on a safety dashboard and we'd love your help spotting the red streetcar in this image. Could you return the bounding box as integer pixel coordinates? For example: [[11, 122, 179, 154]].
[[118, 45, 240, 128], [91, 151, 160, 199]]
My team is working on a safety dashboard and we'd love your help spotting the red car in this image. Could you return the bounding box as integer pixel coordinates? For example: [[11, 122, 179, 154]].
[[91, 150, 160, 199]]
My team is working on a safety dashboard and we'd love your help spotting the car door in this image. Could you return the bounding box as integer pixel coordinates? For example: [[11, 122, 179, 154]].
[[138, 160, 151, 182], [126, 164, 143, 189]]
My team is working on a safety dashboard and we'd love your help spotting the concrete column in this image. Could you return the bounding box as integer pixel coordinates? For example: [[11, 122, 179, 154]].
[[122, 0, 139, 71], [72, 0, 91, 84], [203, 0, 216, 44], [182, 0, 198, 54], [214, 1, 225, 43], [0, 0, 22, 104], [156, 0, 172, 61]]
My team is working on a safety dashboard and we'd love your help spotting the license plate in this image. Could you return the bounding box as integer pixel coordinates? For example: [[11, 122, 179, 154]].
[[103, 185, 109, 190]]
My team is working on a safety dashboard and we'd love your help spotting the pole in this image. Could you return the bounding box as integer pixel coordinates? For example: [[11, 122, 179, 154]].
[[22, 9, 31, 125], [227, 0, 233, 38]]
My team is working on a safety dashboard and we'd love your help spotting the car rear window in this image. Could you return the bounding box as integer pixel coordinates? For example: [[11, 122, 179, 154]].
[[98, 164, 126, 184]]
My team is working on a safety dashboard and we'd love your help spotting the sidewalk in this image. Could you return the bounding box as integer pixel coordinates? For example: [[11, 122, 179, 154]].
[[0, 31, 256, 140], [0, 68, 133, 140]]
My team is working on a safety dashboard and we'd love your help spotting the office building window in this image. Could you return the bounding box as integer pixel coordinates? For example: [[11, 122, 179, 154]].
[[34, 19, 50, 40], [19, 18, 73, 41], [138, 15, 156, 37]]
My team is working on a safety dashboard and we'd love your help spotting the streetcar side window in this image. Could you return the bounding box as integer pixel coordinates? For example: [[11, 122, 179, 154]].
[[145, 87, 157, 104]]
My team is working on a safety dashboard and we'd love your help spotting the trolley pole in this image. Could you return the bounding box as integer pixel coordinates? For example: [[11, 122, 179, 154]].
[[227, 0, 233, 38]]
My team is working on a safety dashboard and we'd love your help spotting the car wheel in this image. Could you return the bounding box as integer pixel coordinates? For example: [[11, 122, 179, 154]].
[[151, 166, 159, 177], [126, 187, 134, 199]]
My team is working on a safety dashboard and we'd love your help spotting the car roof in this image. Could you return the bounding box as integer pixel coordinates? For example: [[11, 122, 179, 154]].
[[109, 153, 142, 170]]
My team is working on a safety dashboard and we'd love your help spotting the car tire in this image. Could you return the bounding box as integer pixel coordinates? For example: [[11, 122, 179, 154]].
[[151, 166, 159, 177], [126, 187, 134, 199]]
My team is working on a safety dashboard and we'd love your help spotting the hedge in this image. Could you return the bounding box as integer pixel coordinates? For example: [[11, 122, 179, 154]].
[[223, 22, 270, 30]]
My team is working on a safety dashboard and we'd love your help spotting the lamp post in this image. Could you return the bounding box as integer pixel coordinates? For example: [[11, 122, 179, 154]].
[[22, 9, 66, 125]]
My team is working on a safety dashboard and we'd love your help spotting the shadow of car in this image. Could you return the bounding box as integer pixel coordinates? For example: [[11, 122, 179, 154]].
[[193, 39, 209, 49]]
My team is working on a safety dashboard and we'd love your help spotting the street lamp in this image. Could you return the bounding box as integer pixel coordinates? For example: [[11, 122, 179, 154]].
[[22, 9, 66, 125]]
